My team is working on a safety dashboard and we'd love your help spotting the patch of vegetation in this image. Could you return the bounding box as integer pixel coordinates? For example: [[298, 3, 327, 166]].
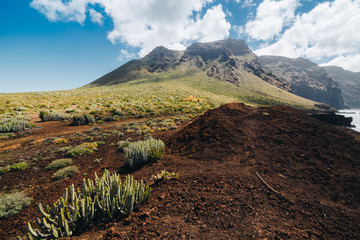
[[69, 114, 95, 126], [0, 192, 32, 219], [45, 158, 73, 171], [25, 170, 150, 239], [65, 142, 98, 157], [0, 116, 33, 133], [125, 138, 165, 168], [151, 170, 179, 182], [0, 132, 16, 140], [0, 162, 29, 175], [52, 165, 79, 181], [53, 138, 68, 144], [39, 111, 71, 122]]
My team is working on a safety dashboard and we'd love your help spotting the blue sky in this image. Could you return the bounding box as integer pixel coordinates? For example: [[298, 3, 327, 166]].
[[1, 0, 359, 93]]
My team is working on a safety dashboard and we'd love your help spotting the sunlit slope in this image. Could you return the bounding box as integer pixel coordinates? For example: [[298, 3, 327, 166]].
[[88, 67, 323, 109]]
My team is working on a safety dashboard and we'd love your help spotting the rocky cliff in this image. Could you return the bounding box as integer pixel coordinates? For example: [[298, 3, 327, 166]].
[[258, 56, 346, 109], [323, 66, 360, 108]]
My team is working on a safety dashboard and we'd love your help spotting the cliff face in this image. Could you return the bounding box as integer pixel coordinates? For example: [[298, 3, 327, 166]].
[[323, 66, 360, 108], [258, 56, 347, 109]]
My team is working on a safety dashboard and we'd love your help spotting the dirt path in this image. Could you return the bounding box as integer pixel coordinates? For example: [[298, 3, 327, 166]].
[[0, 117, 145, 151]]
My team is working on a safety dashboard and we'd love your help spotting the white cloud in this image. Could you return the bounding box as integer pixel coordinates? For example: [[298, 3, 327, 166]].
[[321, 54, 360, 73], [118, 49, 136, 61], [31, 0, 230, 57], [244, 0, 300, 41], [30, 0, 91, 23], [238, 0, 256, 8], [89, 9, 103, 25], [255, 0, 360, 71]]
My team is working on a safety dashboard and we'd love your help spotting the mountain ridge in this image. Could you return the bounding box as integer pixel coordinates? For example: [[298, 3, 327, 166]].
[[86, 39, 336, 111]]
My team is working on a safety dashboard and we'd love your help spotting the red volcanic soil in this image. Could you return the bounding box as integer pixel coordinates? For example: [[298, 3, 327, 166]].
[[1, 103, 360, 239]]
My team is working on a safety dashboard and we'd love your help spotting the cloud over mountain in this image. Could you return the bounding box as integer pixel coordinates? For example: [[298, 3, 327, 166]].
[[30, 0, 231, 57], [253, 0, 360, 72]]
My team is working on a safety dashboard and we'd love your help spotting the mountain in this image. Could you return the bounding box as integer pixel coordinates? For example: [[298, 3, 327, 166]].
[[87, 39, 331, 111], [258, 56, 346, 109], [323, 66, 360, 108]]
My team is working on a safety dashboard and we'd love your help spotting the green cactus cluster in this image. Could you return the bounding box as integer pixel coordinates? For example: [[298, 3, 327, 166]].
[[125, 138, 165, 168], [21, 170, 150, 240]]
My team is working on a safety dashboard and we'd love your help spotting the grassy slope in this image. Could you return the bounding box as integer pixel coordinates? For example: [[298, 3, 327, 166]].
[[0, 67, 320, 116], [111, 67, 320, 109]]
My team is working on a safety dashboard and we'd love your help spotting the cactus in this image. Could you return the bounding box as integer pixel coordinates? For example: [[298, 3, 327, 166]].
[[23, 170, 150, 239]]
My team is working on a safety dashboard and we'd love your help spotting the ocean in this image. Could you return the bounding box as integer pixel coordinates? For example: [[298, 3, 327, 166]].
[[338, 109, 360, 132]]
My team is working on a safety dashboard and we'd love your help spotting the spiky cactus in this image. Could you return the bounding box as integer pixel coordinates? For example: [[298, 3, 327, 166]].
[[21, 170, 150, 240]]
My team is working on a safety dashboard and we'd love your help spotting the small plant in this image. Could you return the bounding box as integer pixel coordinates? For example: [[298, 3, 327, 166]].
[[0, 162, 29, 175], [151, 170, 179, 182], [69, 114, 95, 126], [0, 192, 32, 219], [9, 162, 29, 172], [65, 142, 98, 157], [125, 138, 165, 168], [52, 165, 79, 181], [46, 158, 72, 171], [53, 138, 68, 144], [24, 170, 150, 239], [39, 111, 70, 122]]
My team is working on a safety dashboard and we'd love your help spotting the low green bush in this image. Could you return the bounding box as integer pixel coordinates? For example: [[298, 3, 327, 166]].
[[24, 170, 150, 239], [39, 111, 71, 122], [69, 114, 95, 126], [125, 138, 165, 168], [0, 117, 33, 133], [0, 192, 32, 219], [52, 165, 79, 181], [151, 170, 179, 182], [46, 158, 72, 171], [65, 142, 98, 157], [0, 162, 29, 175]]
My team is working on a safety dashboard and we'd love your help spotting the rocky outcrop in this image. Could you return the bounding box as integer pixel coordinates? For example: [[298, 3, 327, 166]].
[[259, 56, 347, 109], [180, 39, 291, 91], [323, 66, 360, 108]]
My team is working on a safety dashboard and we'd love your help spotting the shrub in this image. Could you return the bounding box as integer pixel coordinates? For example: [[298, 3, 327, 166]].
[[9, 162, 29, 172], [110, 109, 125, 116], [39, 111, 70, 122], [65, 142, 98, 157], [0, 192, 32, 219], [46, 158, 72, 171], [151, 170, 179, 182], [52, 165, 79, 180], [0, 117, 33, 133], [69, 114, 95, 126], [53, 138, 68, 144], [25, 170, 150, 239], [125, 138, 165, 168], [0, 162, 29, 175]]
